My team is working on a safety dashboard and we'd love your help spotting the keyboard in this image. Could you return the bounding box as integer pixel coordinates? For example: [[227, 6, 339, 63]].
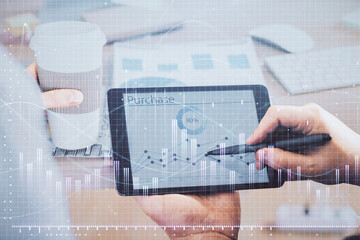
[[265, 46, 360, 95]]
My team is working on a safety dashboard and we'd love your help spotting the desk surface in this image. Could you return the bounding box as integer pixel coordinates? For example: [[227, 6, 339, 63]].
[[1, 0, 359, 239]]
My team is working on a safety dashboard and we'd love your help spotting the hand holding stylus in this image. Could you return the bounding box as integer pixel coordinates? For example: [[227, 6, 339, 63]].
[[207, 134, 332, 155], [246, 104, 360, 185]]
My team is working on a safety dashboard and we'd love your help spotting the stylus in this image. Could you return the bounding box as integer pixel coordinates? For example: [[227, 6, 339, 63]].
[[206, 134, 332, 155]]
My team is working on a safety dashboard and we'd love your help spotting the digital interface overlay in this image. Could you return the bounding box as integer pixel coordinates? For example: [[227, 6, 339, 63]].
[[123, 89, 269, 190]]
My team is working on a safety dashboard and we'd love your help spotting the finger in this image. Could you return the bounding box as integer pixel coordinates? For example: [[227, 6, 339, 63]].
[[261, 147, 311, 173], [134, 196, 153, 213], [246, 105, 313, 145], [134, 195, 156, 209], [42, 89, 83, 109], [255, 149, 266, 170], [25, 61, 38, 80], [134, 195, 165, 222]]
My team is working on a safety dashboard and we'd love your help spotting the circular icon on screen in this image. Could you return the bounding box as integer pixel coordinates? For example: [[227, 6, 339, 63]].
[[176, 106, 206, 135]]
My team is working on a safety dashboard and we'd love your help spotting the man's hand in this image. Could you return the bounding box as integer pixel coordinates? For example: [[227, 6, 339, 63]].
[[247, 104, 360, 185], [25, 62, 83, 109], [135, 192, 240, 240]]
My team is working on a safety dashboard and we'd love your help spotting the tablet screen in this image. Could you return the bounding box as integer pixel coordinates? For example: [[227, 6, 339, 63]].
[[123, 89, 269, 190]]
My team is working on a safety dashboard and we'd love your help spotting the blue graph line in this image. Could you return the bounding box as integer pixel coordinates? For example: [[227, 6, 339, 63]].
[[133, 137, 254, 172], [113, 131, 255, 175], [232, 153, 254, 165], [134, 152, 146, 164]]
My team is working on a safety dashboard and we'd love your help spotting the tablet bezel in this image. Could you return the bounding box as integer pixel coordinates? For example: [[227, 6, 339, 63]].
[[108, 85, 285, 196]]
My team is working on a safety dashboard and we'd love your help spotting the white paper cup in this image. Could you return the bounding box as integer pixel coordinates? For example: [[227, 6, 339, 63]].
[[30, 21, 106, 150]]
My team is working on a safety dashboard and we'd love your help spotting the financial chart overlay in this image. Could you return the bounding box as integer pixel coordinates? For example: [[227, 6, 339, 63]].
[[114, 89, 269, 192]]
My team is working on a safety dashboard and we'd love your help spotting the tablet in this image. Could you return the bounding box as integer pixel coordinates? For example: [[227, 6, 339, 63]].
[[108, 85, 284, 196]]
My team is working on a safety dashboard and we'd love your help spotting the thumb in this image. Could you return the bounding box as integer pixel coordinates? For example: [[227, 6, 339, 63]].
[[261, 147, 310, 173], [42, 89, 83, 109]]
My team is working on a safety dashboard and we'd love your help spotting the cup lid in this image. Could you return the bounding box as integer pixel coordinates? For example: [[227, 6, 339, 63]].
[[30, 21, 106, 51]]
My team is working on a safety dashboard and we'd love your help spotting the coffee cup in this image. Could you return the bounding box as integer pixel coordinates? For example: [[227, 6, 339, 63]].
[[30, 21, 106, 150]]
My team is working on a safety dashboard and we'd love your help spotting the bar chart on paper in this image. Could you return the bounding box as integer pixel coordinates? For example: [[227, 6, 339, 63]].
[[112, 39, 265, 88]]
